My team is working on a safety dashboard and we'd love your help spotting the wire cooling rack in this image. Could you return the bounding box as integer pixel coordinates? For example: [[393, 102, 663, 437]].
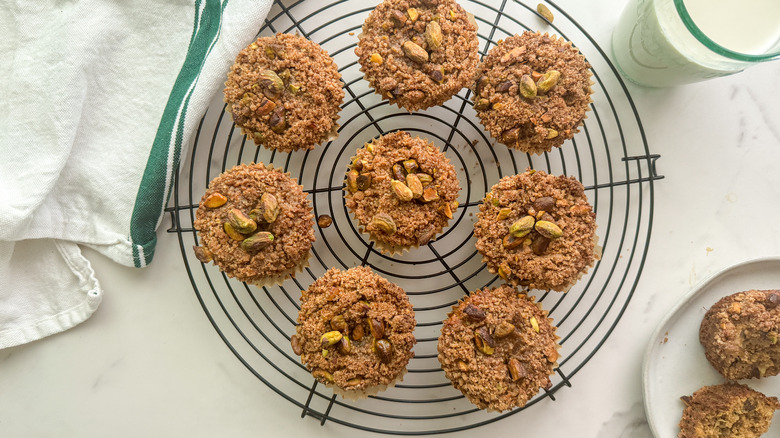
[[167, 0, 663, 434]]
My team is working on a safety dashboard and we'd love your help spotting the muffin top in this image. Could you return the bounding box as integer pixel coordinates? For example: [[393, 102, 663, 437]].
[[293, 266, 417, 397], [224, 33, 344, 152], [473, 31, 592, 154], [678, 383, 780, 438], [355, 0, 479, 111], [438, 285, 560, 411], [344, 131, 460, 253], [193, 163, 314, 285], [699, 289, 780, 379], [473, 169, 598, 292]]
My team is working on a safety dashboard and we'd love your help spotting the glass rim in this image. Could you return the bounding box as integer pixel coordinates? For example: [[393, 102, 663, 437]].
[[674, 0, 780, 62]]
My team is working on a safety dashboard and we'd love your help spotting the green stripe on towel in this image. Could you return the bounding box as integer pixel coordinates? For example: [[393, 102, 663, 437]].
[[129, 0, 229, 268]]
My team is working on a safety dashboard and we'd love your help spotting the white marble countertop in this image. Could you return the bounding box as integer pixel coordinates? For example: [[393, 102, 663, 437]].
[[2, 0, 780, 436]]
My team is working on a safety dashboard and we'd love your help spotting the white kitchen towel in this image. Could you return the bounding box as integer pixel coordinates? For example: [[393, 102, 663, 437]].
[[0, 0, 272, 349]]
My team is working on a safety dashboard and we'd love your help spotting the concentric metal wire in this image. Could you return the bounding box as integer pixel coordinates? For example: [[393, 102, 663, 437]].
[[167, 0, 662, 434]]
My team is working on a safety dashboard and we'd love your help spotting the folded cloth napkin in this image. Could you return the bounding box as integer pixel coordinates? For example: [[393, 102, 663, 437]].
[[0, 0, 272, 349]]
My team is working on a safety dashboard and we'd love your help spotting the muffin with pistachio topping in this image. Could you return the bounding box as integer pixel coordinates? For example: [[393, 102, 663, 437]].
[[473, 31, 593, 154], [192, 162, 315, 286], [355, 0, 479, 112], [344, 131, 461, 254], [438, 284, 560, 411], [224, 33, 344, 153], [473, 169, 599, 292], [291, 266, 417, 399]]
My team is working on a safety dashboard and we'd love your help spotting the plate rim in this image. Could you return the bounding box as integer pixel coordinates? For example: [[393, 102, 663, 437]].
[[641, 255, 780, 438]]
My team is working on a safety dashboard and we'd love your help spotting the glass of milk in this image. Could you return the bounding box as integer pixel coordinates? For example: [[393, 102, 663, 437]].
[[611, 0, 780, 87]]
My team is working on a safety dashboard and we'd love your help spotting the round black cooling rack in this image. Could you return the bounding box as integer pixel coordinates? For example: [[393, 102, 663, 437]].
[[167, 0, 663, 434]]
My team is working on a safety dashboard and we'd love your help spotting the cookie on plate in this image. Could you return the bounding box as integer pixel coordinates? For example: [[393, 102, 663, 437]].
[[473, 31, 592, 154], [699, 289, 780, 380], [344, 131, 461, 254], [355, 0, 479, 112], [473, 169, 599, 292], [678, 382, 780, 438], [438, 285, 560, 411], [224, 33, 344, 152], [193, 163, 315, 286], [291, 267, 417, 399]]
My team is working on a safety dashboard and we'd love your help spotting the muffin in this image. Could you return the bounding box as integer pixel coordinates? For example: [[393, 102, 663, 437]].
[[291, 267, 417, 399], [473, 169, 599, 292], [193, 163, 315, 286], [678, 383, 780, 438], [355, 0, 479, 112], [473, 31, 592, 154], [223, 33, 345, 153], [344, 131, 461, 254], [438, 285, 560, 411], [699, 289, 780, 380]]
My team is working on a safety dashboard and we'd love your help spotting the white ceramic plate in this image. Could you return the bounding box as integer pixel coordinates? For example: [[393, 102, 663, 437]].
[[643, 256, 780, 438]]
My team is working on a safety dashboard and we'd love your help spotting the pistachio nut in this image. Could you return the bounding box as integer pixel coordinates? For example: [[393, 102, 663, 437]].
[[421, 187, 440, 203], [407, 7, 419, 22], [537, 70, 561, 93], [345, 377, 363, 387], [203, 193, 228, 209], [416, 224, 437, 245], [519, 74, 538, 99], [536, 3, 554, 22], [353, 173, 370, 191], [529, 316, 540, 333], [402, 40, 429, 64], [337, 335, 352, 354], [509, 215, 536, 238], [439, 202, 453, 219], [320, 331, 343, 348], [531, 235, 551, 255], [535, 220, 563, 239], [424, 21, 443, 51], [365, 142, 375, 153], [474, 98, 491, 111], [317, 214, 333, 228], [370, 52, 383, 64], [496, 80, 513, 93], [312, 369, 334, 383], [290, 334, 303, 356], [373, 338, 393, 363], [502, 233, 524, 250], [502, 127, 520, 144], [392, 163, 406, 181], [508, 358, 527, 382], [391, 180, 414, 202], [269, 108, 287, 133], [260, 193, 280, 224], [351, 323, 365, 341], [497, 264, 509, 280], [532, 196, 555, 213], [391, 9, 407, 27], [369, 318, 385, 339], [228, 208, 257, 234], [346, 169, 359, 192], [500, 46, 525, 64], [256, 98, 276, 116], [416, 173, 433, 186], [192, 246, 213, 263], [476, 75, 489, 97], [474, 326, 495, 355], [494, 321, 516, 338], [241, 231, 274, 251], [330, 315, 348, 333], [258, 70, 284, 99], [463, 304, 486, 321], [402, 159, 419, 174], [457, 360, 469, 372], [223, 222, 245, 241], [496, 207, 512, 221], [371, 213, 397, 234], [545, 128, 559, 139], [429, 67, 444, 83], [252, 131, 265, 144], [287, 83, 301, 95], [406, 173, 424, 199]]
